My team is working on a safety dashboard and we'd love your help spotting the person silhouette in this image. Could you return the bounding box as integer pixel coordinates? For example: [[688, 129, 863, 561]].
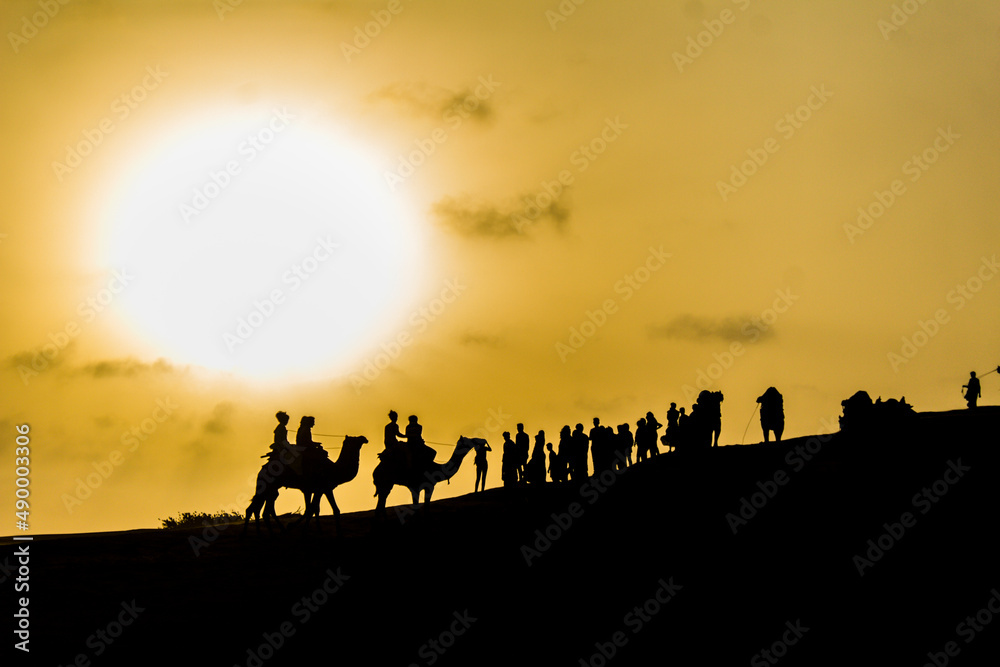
[[963, 372, 982, 408], [473, 439, 492, 492], [384, 410, 405, 449], [589, 419, 601, 473], [296, 416, 326, 469], [383, 410, 407, 466], [515, 424, 530, 483], [296, 416, 321, 449], [273, 411, 290, 450], [676, 408, 689, 452], [558, 425, 573, 480], [546, 442, 563, 482], [756, 387, 785, 442], [616, 423, 634, 467], [664, 403, 679, 453], [645, 411, 662, 457], [635, 418, 648, 463], [501, 431, 517, 487], [406, 415, 436, 468], [528, 431, 546, 484], [572, 424, 589, 480]]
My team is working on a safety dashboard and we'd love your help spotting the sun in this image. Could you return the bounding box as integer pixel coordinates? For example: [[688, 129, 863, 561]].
[[101, 106, 428, 381]]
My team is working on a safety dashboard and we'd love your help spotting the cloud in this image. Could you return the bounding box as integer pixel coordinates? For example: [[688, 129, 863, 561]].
[[432, 194, 570, 239], [203, 402, 235, 435], [460, 331, 505, 348], [77, 357, 177, 378], [5, 342, 75, 373], [368, 80, 495, 123], [648, 314, 775, 342]]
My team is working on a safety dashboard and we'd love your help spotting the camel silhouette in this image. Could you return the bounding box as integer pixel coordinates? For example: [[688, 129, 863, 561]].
[[373, 436, 481, 517], [242, 435, 368, 536]]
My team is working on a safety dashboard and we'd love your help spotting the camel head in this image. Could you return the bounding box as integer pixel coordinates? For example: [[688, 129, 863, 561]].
[[456, 436, 486, 455], [342, 435, 368, 448]]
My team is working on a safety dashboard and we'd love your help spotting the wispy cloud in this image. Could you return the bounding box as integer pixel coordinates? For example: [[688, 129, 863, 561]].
[[460, 331, 505, 348], [77, 357, 177, 378], [369, 80, 495, 123], [203, 401, 235, 435], [648, 314, 775, 342], [432, 194, 569, 239]]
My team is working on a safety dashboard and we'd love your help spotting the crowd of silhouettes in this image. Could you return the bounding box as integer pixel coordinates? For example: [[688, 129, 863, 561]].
[[260, 368, 992, 497]]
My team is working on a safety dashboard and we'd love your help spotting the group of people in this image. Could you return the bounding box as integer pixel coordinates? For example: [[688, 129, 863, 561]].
[[267, 411, 327, 473], [382, 410, 437, 471], [482, 387, 795, 489], [263, 369, 989, 493]]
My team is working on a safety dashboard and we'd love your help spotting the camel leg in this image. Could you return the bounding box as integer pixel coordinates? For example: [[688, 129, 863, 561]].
[[324, 490, 339, 533], [268, 497, 284, 533], [423, 486, 434, 514], [375, 488, 388, 519], [242, 497, 263, 537]]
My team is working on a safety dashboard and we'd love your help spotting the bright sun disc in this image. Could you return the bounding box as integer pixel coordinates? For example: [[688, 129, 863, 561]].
[[102, 108, 427, 381]]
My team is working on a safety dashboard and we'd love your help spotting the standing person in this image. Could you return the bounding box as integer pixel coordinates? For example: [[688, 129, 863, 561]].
[[546, 443, 562, 483], [501, 432, 517, 487], [635, 418, 648, 463], [645, 411, 662, 457], [515, 424, 530, 483], [528, 431, 546, 484], [558, 425, 573, 480], [589, 418, 603, 473], [617, 423, 634, 468], [665, 403, 679, 453], [473, 439, 492, 492], [572, 424, 590, 480], [964, 371, 982, 408], [676, 408, 689, 452]]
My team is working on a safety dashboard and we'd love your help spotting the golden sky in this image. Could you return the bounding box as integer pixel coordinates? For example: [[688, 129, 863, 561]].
[[2, 0, 999, 535]]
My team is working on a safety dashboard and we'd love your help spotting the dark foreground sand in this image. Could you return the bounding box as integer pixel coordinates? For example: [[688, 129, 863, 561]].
[[6, 407, 999, 666]]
